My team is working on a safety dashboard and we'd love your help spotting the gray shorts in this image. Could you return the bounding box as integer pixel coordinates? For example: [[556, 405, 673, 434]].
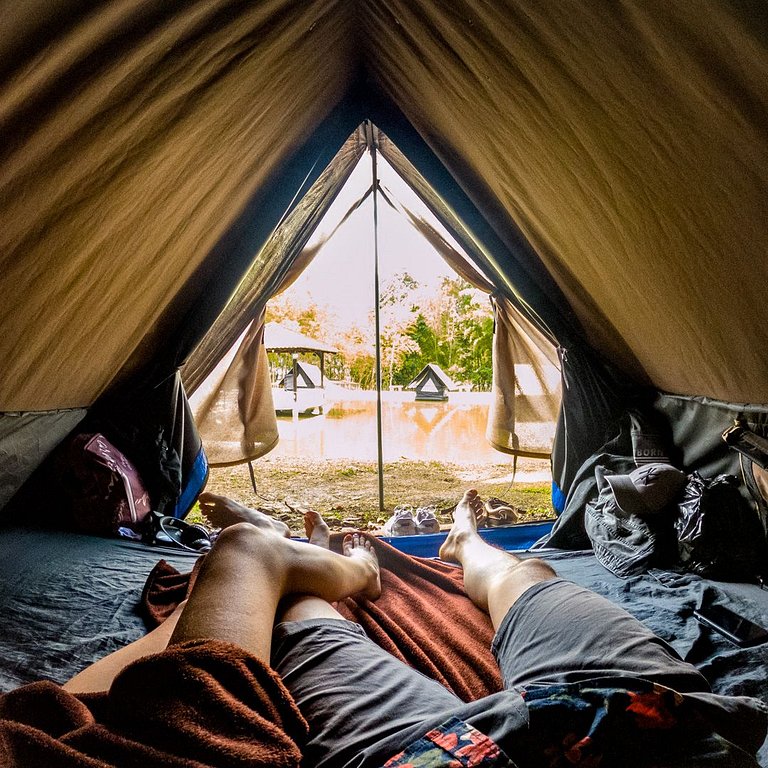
[[271, 578, 710, 768]]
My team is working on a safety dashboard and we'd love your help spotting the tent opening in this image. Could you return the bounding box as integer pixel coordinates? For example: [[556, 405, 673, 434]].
[[185, 124, 561, 533]]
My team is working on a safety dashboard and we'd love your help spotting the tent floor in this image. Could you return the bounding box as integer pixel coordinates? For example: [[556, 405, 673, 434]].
[[1, 525, 766, 762]]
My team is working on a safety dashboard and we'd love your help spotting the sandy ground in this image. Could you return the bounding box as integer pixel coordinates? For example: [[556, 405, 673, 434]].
[[199, 455, 554, 533]]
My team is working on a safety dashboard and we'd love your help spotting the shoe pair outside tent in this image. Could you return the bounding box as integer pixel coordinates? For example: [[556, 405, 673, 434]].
[[414, 505, 440, 534], [383, 507, 417, 536], [383, 505, 441, 536]]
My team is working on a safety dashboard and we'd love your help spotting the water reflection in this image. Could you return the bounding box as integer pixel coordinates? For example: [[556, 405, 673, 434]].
[[272, 391, 555, 466]]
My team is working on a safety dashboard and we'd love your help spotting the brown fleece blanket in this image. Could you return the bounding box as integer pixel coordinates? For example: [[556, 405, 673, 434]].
[[0, 536, 500, 767], [0, 639, 307, 767], [144, 534, 503, 701]]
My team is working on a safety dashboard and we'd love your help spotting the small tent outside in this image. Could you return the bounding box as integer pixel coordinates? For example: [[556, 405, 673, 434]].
[[279, 361, 325, 392], [275, 361, 329, 416], [406, 364, 458, 402]]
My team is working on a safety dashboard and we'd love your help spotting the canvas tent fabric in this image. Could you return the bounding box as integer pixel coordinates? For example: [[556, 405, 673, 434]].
[[188, 318, 336, 467], [181, 130, 368, 396], [393, 203, 561, 457], [188, 315, 280, 468], [2, 1, 768, 513], [0, 410, 87, 512]]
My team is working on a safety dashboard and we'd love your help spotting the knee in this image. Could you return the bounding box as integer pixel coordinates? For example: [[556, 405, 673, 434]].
[[513, 557, 557, 581], [212, 521, 271, 554], [491, 557, 556, 592]]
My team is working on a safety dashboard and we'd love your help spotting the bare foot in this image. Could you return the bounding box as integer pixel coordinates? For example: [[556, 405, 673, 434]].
[[198, 492, 291, 538], [342, 533, 381, 600], [438, 489, 485, 563], [303, 509, 331, 548]]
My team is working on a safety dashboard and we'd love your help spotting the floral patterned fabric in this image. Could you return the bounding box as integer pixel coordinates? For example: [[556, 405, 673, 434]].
[[382, 680, 746, 768], [521, 681, 703, 767], [382, 716, 516, 767]]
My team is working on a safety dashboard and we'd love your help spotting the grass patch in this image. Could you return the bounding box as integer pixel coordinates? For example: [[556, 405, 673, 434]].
[[201, 457, 554, 533]]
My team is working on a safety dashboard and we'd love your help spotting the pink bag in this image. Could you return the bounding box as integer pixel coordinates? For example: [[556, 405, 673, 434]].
[[64, 433, 152, 535]]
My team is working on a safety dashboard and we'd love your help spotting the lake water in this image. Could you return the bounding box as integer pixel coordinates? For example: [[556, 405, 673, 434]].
[[271, 389, 554, 478]]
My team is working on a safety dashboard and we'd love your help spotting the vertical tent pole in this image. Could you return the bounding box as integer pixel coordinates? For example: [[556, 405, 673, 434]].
[[292, 352, 298, 421], [366, 121, 385, 512], [319, 351, 325, 415]]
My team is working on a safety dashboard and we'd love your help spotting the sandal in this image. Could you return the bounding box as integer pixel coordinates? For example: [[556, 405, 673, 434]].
[[157, 517, 213, 552], [484, 497, 519, 527]]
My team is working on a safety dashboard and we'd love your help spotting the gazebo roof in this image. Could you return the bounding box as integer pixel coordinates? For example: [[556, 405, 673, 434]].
[[264, 322, 337, 355]]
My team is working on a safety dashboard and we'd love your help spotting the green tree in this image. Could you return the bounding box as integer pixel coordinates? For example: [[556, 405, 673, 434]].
[[458, 313, 494, 390], [335, 324, 374, 388], [394, 314, 434, 386], [266, 271, 494, 392], [393, 277, 493, 390], [325, 353, 348, 382], [349, 354, 376, 389], [375, 272, 420, 389]]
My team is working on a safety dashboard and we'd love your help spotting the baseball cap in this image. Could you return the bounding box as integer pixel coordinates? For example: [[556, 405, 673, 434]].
[[605, 463, 686, 516]]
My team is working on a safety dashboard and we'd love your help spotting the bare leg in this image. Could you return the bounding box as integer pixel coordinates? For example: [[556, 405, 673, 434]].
[[279, 533, 375, 623], [63, 600, 187, 694], [303, 508, 331, 548], [64, 525, 379, 693], [439, 489, 556, 629], [171, 525, 379, 656], [198, 491, 291, 538]]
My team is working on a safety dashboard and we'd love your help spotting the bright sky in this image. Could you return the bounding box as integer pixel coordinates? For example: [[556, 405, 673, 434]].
[[282, 153, 467, 329]]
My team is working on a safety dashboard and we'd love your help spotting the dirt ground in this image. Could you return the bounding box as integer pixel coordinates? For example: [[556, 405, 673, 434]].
[[196, 455, 554, 533]]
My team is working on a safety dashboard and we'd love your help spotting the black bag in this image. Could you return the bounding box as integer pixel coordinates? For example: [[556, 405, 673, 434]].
[[722, 420, 768, 535], [675, 473, 768, 583]]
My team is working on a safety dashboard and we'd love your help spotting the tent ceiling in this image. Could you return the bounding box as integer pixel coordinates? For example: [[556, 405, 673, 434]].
[[0, 0, 358, 410], [359, 1, 768, 402], [2, 0, 767, 411]]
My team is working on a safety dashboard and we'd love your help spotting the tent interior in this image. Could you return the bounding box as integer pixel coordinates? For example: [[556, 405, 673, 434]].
[[1, 1, 768, 762]]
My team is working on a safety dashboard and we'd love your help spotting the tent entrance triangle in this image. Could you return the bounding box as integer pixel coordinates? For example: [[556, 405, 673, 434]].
[[184, 123, 561, 517]]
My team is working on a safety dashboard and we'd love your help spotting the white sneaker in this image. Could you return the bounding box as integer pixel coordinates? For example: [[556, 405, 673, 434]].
[[383, 507, 417, 536], [415, 506, 440, 534]]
